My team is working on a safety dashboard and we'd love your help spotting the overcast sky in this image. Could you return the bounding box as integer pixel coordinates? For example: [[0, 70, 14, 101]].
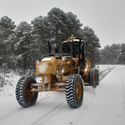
[[0, 0, 125, 48]]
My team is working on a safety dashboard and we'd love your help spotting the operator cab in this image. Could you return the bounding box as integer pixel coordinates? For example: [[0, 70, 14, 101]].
[[62, 37, 86, 68], [62, 38, 85, 57]]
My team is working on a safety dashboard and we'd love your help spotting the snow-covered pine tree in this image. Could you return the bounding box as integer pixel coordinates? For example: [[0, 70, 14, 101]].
[[31, 16, 53, 56], [0, 16, 16, 66], [83, 26, 100, 67], [47, 7, 83, 52], [0, 16, 16, 80], [14, 22, 33, 70]]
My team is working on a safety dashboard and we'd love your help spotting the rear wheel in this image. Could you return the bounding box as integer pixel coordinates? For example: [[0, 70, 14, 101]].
[[89, 69, 97, 88], [95, 69, 99, 85], [66, 74, 84, 108], [16, 76, 38, 107]]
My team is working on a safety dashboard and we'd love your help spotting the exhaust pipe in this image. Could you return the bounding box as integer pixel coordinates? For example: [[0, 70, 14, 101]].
[[48, 41, 51, 53]]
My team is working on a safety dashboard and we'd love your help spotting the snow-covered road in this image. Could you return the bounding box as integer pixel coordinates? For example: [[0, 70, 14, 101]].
[[0, 65, 125, 125]]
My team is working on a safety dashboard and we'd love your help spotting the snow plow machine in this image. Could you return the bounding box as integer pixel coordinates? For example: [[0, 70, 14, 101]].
[[16, 37, 99, 108]]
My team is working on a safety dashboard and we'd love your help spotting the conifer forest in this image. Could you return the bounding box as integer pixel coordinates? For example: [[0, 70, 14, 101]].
[[0, 7, 124, 84]]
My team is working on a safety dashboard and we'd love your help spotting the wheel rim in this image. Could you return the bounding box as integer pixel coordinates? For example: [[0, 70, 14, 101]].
[[26, 85, 34, 99], [76, 82, 82, 99]]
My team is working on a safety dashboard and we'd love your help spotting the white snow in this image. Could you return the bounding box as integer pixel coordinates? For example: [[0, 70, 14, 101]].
[[37, 63, 48, 73], [42, 58, 52, 61], [0, 71, 21, 97], [96, 64, 115, 73], [0, 65, 125, 125]]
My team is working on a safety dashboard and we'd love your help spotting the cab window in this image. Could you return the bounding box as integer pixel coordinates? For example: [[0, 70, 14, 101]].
[[63, 43, 72, 53]]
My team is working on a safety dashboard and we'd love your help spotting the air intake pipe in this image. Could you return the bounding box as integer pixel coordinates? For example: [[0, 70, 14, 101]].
[[48, 41, 51, 53]]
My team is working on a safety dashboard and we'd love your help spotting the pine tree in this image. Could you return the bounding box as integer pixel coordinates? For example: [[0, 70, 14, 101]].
[[99, 44, 122, 64], [31, 16, 53, 56], [83, 26, 100, 67], [14, 22, 33, 69], [0, 16, 16, 65]]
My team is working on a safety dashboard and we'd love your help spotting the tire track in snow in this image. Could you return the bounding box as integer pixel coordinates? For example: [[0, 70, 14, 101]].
[[99, 67, 115, 81], [0, 95, 49, 121], [31, 100, 66, 125]]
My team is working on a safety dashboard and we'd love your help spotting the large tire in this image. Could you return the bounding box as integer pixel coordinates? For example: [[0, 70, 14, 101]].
[[89, 68, 99, 88], [66, 74, 84, 108], [16, 76, 38, 107], [95, 69, 99, 85]]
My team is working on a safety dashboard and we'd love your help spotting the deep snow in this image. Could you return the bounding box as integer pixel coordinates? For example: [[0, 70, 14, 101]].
[[0, 65, 125, 125]]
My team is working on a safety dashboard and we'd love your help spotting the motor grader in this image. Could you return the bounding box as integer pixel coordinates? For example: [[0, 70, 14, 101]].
[[15, 37, 99, 108]]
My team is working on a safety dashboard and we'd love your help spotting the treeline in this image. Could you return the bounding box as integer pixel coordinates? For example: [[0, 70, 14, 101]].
[[99, 44, 125, 64], [0, 7, 100, 73]]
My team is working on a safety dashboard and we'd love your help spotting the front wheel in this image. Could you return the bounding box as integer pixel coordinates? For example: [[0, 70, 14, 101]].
[[16, 76, 38, 107], [66, 74, 84, 108]]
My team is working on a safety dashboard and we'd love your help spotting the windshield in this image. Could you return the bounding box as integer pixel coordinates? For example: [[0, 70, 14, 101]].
[[73, 43, 79, 55], [63, 43, 72, 53], [62, 42, 80, 55]]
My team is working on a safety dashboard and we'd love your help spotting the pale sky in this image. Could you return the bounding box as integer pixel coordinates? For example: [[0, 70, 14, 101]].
[[0, 0, 125, 48]]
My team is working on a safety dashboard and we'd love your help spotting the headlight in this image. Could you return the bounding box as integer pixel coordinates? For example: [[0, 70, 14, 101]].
[[62, 69, 64, 73], [85, 68, 87, 72]]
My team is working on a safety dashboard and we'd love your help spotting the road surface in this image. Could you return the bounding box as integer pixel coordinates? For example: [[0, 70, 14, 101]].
[[0, 65, 125, 125]]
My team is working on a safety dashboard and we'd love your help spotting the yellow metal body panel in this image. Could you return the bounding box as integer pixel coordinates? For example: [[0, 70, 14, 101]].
[[42, 74, 54, 84], [85, 57, 91, 71], [56, 59, 62, 65], [83, 57, 91, 82], [36, 57, 56, 75]]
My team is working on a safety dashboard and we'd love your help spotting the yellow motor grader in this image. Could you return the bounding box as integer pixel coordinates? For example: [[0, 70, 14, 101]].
[[16, 37, 99, 108]]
